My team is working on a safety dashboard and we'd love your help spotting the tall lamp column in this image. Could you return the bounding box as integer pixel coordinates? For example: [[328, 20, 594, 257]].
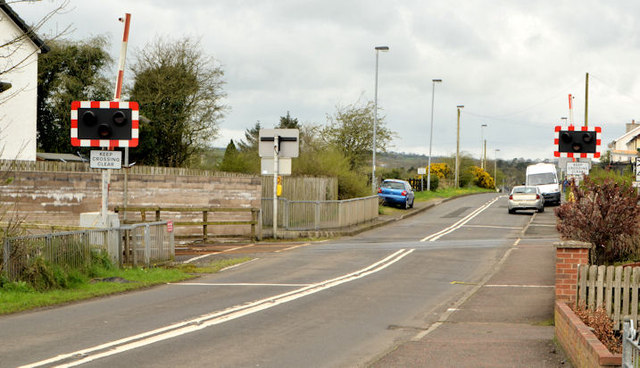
[[372, 45, 389, 193], [426, 79, 442, 191]]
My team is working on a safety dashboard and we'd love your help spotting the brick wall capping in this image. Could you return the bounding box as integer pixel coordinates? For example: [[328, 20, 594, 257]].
[[555, 240, 593, 249]]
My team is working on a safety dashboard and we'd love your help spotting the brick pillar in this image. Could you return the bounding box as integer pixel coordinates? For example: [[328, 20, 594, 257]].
[[555, 240, 591, 304]]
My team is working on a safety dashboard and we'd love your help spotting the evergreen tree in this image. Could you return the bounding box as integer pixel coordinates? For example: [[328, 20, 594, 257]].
[[218, 139, 247, 172]]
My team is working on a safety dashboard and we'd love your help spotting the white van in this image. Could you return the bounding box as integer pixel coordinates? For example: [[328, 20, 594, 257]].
[[525, 163, 561, 205]]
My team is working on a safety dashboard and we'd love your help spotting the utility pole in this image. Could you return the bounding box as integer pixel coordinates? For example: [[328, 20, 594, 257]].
[[584, 72, 589, 128], [455, 105, 464, 188], [483, 139, 487, 171]]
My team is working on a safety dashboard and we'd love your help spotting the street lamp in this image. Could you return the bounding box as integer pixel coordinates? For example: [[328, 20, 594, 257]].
[[426, 79, 442, 191], [455, 105, 464, 188], [494, 148, 501, 189], [480, 124, 487, 169], [372, 45, 389, 193], [561, 117, 568, 127]]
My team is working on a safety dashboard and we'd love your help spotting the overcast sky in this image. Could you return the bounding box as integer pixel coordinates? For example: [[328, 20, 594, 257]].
[[14, 0, 640, 161]]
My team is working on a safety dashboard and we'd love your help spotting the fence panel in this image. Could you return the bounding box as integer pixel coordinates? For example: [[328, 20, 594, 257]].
[[261, 196, 378, 232], [623, 318, 640, 368], [262, 176, 338, 201], [2, 222, 174, 281], [577, 264, 640, 331]]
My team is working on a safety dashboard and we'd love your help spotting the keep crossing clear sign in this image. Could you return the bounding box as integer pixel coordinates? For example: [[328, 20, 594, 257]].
[[90, 150, 122, 169]]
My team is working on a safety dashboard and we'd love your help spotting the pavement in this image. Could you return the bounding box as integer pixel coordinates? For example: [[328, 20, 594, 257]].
[[368, 196, 571, 367]]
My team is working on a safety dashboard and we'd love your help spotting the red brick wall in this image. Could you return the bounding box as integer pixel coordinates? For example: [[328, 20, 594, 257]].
[[555, 241, 590, 303], [555, 301, 621, 367]]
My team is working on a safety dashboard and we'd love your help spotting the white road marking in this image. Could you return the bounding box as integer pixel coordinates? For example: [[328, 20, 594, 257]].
[[183, 243, 257, 264], [411, 236, 520, 341], [168, 283, 312, 287], [275, 242, 310, 253], [220, 258, 259, 272], [462, 225, 522, 230], [484, 284, 554, 288], [420, 196, 502, 242], [21, 249, 415, 368]]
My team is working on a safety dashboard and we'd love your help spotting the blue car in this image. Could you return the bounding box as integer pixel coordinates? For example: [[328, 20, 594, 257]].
[[378, 179, 414, 209]]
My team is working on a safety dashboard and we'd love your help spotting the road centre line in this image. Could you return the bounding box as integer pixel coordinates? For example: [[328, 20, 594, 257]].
[[420, 196, 502, 242], [21, 249, 415, 368], [169, 283, 312, 287]]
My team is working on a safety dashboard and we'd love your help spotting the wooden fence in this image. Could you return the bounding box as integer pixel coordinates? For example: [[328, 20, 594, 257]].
[[262, 176, 338, 201], [576, 264, 640, 330], [113, 206, 261, 241]]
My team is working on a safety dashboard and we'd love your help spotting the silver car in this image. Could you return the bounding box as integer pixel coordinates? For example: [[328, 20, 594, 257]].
[[508, 186, 545, 214]]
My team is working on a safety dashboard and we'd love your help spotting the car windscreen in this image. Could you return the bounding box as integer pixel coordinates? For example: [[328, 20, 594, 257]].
[[513, 187, 537, 194], [528, 173, 557, 185], [382, 182, 405, 190]]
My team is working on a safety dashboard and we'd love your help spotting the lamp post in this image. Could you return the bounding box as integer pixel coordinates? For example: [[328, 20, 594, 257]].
[[455, 105, 464, 188], [426, 79, 442, 191], [372, 45, 389, 193], [480, 124, 487, 169], [494, 148, 501, 189]]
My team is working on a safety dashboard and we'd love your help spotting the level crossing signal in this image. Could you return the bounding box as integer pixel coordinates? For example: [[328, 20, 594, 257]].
[[554, 125, 601, 158], [71, 101, 139, 147]]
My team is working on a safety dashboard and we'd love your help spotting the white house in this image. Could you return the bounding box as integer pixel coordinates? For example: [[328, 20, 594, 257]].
[[0, 1, 49, 161], [608, 120, 640, 163]]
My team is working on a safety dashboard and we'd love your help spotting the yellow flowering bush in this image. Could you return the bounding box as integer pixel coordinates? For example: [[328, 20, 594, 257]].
[[469, 166, 495, 189], [430, 163, 451, 179]]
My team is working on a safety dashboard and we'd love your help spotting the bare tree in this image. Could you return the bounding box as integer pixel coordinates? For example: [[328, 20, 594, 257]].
[[0, 0, 70, 78]]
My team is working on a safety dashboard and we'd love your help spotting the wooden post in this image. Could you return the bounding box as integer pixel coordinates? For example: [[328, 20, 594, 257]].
[[203, 210, 208, 242]]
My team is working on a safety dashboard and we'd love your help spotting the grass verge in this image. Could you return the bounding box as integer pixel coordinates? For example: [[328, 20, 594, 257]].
[[413, 186, 495, 202], [0, 257, 251, 315]]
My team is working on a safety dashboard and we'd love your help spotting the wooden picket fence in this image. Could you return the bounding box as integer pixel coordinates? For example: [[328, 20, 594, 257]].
[[576, 264, 640, 330]]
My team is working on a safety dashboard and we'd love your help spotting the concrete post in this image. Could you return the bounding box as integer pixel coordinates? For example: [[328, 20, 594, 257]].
[[555, 240, 592, 304]]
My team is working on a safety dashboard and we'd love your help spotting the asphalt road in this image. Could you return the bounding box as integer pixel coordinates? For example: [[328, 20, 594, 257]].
[[0, 192, 553, 368]]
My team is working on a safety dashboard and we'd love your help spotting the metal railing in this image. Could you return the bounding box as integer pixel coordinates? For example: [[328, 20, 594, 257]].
[[2, 222, 174, 281], [262, 196, 378, 231], [624, 317, 640, 367]]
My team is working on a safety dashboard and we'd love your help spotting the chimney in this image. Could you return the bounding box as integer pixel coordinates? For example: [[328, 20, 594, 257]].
[[627, 119, 638, 133]]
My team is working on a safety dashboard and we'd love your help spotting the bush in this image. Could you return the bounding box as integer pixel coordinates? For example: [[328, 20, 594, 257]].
[[555, 177, 640, 264], [430, 163, 451, 179], [429, 175, 439, 191], [572, 303, 621, 353], [468, 166, 495, 189]]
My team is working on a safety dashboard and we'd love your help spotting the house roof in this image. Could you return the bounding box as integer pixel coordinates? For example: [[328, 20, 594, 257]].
[[0, 0, 50, 53], [610, 124, 640, 148], [36, 152, 87, 162]]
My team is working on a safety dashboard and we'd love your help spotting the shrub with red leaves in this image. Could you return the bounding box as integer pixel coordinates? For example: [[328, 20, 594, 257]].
[[555, 177, 640, 265], [572, 303, 621, 353]]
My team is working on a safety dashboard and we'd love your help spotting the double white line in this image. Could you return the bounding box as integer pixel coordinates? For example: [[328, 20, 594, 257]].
[[420, 196, 501, 242], [21, 249, 414, 368]]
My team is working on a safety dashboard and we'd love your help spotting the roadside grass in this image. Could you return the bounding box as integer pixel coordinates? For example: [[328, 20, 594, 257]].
[[0, 257, 251, 315]]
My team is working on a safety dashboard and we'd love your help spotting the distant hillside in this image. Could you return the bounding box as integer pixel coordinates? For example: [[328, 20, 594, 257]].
[[377, 151, 443, 170]]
